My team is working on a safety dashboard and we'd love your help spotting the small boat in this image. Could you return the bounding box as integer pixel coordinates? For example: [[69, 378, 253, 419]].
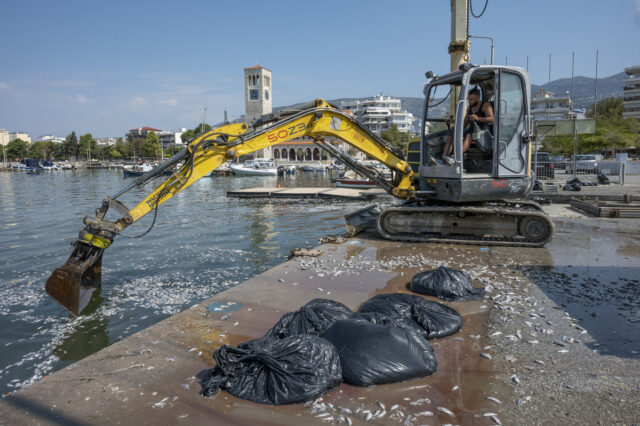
[[229, 160, 277, 176], [335, 178, 377, 189], [123, 163, 153, 177], [301, 162, 326, 172], [13, 159, 42, 173], [41, 160, 60, 171], [277, 165, 296, 176]]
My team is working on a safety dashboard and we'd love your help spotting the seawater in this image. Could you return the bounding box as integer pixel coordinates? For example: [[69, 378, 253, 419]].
[[0, 169, 368, 394]]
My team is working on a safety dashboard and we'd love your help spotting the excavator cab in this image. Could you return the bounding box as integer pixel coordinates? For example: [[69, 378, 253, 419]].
[[408, 64, 534, 202]]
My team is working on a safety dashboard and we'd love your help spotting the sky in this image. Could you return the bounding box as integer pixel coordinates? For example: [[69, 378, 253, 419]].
[[1, 0, 639, 138]]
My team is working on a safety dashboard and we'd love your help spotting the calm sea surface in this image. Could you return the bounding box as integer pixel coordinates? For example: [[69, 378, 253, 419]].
[[0, 169, 370, 394]]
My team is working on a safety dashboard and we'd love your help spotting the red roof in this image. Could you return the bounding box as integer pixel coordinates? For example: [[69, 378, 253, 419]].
[[129, 127, 161, 132]]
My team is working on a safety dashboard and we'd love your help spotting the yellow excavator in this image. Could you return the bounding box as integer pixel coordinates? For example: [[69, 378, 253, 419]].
[[45, 0, 554, 316]]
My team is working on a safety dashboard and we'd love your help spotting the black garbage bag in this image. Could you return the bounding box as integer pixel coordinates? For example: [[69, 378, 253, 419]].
[[597, 172, 610, 185], [563, 180, 582, 191], [532, 180, 543, 191], [321, 317, 437, 386], [357, 293, 462, 339], [242, 299, 353, 350], [200, 334, 342, 405], [409, 266, 485, 302]]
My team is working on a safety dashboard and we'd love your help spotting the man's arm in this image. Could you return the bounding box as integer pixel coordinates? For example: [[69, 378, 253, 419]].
[[482, 102, 494, 123]]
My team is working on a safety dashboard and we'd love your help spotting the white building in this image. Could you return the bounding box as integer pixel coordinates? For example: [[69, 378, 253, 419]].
[[158, 130, 185, 148], [37, 134, 65, 144], [341, 94, 415, 136], [531, 90, 572, 120], [9, 131, 31, 143], [623, 65, 640, 132], [0, 129, 9, 147], [96, 137, 118, 147]]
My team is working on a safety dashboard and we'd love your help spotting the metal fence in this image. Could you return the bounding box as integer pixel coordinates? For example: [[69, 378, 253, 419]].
[[533, 161, 626, 184]]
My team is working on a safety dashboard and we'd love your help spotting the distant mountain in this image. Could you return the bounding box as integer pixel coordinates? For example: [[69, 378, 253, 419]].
[[531, 71, 625, 109], [273, 72, 626, 121]]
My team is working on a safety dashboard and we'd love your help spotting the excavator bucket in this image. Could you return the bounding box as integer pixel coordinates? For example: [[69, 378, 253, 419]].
[[45, 242, 104, 317]]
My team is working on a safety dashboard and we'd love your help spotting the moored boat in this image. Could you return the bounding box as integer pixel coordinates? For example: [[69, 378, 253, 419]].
[[335, 178, 377, 189], [229, 160, 277, 176], [123, 163, 154, 177], [300, 162, 326, 172]]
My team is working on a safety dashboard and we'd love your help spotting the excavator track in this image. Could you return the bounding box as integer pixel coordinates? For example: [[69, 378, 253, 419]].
[[377, 200, 554, 247]]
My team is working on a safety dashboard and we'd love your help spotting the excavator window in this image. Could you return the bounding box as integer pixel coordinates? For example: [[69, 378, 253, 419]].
[[497, 71, 526, 174]]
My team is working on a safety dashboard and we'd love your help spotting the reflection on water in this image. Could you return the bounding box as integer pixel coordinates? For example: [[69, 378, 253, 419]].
[[0, 169, 368, 393], [53, 290, 109, 362]]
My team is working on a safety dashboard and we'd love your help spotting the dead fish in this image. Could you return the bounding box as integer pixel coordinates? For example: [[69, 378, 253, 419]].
[[487, 396, 502, 404], [390, 404, 400, 411], [480, 353, 492, 360], [516, 329, 522, 339], [377, 401, 385, 411], [491, 415, 502, 425], [510, 374, 520, 385], [451, 385, 459, 391], [437, 406, 455, 417], [316, 412, 331, 418], [489, 331, 502, 337], [364, 412, 373, 421], [483, 412, 499, 417], [558, 349, 569, 353], [415, 410, 434, 416], [346, 417, 353, 426], [517, 398, 524, 408], [534, 359, 545, 365], [340, 407, 353, 414]]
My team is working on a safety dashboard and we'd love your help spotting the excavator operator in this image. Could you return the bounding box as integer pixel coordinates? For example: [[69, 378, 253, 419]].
[[440, 88, 494, 166]]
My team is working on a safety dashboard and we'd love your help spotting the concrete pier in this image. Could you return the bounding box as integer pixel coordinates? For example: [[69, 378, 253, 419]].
[[227, 187, 384, 200], [1, 207, 639, 425]]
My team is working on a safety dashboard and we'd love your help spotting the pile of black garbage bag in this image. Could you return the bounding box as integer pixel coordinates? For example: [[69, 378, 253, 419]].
[[563, 173, 610, 191], [200, 266, 484, 405]]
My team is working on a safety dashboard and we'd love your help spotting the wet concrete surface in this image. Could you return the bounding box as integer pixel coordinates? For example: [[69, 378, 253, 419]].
[[1, 215, 639, 425]]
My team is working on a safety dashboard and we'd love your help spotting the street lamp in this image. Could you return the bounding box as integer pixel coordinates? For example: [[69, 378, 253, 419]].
[[469, 35, 494, 65]]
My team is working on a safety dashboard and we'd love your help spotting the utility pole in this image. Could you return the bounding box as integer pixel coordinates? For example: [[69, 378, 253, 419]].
[[569, 52, 576, 103], [594, 50, 599, 119], [526, 55, 529, 72], [547, 53, 552, 91]]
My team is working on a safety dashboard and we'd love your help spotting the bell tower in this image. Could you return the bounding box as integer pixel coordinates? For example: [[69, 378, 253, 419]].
[[244, 65, 272, 159], [244, 65, 272, 124]]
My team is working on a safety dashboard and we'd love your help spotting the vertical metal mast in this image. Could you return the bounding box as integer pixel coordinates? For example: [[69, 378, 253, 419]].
[[449, 0, 470, 114]]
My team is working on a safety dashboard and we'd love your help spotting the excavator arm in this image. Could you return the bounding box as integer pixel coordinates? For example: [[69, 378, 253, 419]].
[[46, 98, 415, 316]]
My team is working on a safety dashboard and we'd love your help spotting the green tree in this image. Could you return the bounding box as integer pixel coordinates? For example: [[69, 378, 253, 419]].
[[29, 141, 55, 159], [543, 97, 639, 156], [380, 124, 411, 153], [6, 138, 29, 160], [62, 131, 79, 159], [78, 133, 98, 159], [109, 149, 122, 159], [115, 137, 130, 158], [180, 123, 211, 144], [142, 131, 160, 158]]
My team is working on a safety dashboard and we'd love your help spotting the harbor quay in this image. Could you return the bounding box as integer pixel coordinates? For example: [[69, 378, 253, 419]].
[[0, 205, 638, 425]]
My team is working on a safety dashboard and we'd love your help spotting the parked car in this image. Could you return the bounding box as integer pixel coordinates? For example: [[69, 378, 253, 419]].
[[565, 155, 598, 174], [550, 155, 566, 170], [534, 152, 555, 179]]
